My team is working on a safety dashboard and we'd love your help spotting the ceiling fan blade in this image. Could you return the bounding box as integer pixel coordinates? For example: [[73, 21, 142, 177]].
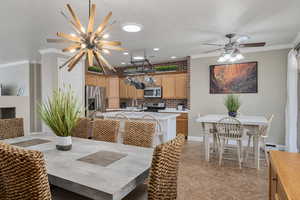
[[96, 51, 116, 72], [68, 50, 85, 72], [87, 4, 96, 33], [93, 51, 107, 74], [87, 50, 94, 67], [239, 42, 266, 47], [203, 48, 224, 54], [95, 12, 112, 35], [62, 44, 81, 52], [47, 38, 73, 43], [66, 4, 85, 33], [98, 40, 121, 46], [202, 43, 224, 47], [57, 32, 81, 43]]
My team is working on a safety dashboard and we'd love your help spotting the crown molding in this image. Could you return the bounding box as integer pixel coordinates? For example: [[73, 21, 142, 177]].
[[293, 32, 300, 46], [191, 44, 293, 59], [39, 48, 73, 56], [0, 60, 30, 68]]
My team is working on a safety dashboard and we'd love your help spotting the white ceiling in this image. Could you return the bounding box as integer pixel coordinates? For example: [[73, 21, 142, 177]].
[[0, 0, 299, 65]]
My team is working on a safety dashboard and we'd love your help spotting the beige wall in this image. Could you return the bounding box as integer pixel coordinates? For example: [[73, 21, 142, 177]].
[[190, 49, 289, 145]]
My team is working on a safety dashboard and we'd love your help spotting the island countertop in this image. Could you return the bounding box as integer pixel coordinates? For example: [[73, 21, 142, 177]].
[[99, 112, 180, 120]]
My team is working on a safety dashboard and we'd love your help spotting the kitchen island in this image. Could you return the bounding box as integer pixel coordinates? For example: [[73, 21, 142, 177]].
[[99, 112, 180, 146]]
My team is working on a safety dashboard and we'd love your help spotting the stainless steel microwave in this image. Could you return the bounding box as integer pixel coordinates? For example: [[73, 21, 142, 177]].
[[144, 87, 162, 98]]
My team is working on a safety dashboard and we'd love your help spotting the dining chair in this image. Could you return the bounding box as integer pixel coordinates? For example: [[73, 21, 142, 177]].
[[142, 114, 163, 145], [245, 114, 274, 165], [0, 118, 24, 140], [0, 142, 52, 200], [123, 134, 185, 200], [115, 113, 130, 142], [71, 118, 91, 139], [197, 114, 218, 154], [216, 117, 244, 168], [92, 119, 120, 143], [123, 120, 156, 148]]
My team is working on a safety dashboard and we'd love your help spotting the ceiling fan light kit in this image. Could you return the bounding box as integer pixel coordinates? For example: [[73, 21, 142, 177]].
[[202, 33, 266, 64], [47, 0, 126, 73]]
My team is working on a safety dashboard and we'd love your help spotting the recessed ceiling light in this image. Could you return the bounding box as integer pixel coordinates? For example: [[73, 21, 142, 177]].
[[102, 34, 109, 39], [122, 23, 143, 33], [153, 48, 160, 51], [171, 56, 177, 59], [121, 62, 126, 65], [123, 52, 129, 55], [133, 56, 144, 60]]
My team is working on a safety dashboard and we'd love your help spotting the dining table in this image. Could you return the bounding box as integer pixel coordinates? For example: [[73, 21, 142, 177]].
[[3, 133, 154, 200], [196, 114, 268, 169]]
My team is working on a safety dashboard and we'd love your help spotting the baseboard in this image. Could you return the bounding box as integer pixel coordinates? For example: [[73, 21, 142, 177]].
[[188, 136, 203, 142]]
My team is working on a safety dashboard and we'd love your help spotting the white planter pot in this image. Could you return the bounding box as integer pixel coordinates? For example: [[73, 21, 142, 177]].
[[56, 136, 72, 151]]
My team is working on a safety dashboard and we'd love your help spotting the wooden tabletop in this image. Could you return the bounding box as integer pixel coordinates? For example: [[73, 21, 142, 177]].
[[3, 133, 154, 200], [269, 151, 300, 200]]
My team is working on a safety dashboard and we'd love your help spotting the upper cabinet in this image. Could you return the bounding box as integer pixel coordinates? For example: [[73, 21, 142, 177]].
[[86, 72, 188, 101], [86, 74, 106, 88], [175, 73, 187, 99], [159, 73, 187, 99], [161, 75, 176, 99], [119, 78, 144, 99]]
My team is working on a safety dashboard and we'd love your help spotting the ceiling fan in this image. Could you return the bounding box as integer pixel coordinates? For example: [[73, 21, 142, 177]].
[[202, 33, 266, 63]]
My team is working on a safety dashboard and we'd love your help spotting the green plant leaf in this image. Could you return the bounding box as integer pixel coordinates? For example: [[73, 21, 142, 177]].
[[224, 94, 241, 113], [38, 86, 82, 137]]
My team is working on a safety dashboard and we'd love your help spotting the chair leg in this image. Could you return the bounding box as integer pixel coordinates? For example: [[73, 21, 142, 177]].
[[219, 139, 225, 166], [237, 140, 242, 169], [262, 138, 269, 166], [245, 135, 252, 162]]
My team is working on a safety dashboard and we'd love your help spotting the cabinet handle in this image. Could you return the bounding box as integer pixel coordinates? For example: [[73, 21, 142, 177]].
[[272, 177, 277, 181]]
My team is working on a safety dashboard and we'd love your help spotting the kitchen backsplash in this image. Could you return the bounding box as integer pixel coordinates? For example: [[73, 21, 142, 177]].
[[120, 98, 188, 109]]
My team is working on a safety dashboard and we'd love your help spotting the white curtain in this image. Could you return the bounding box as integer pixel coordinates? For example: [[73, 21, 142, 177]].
[[285, 49, 298, 152]]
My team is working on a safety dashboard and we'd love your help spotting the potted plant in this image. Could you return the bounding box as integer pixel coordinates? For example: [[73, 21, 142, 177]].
[[39, 87, 82, 151], [224, 94, 241, 117]]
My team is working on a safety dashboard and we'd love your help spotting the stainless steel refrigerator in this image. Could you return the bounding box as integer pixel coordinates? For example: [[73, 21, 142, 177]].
[[85, 85, 106, 118]]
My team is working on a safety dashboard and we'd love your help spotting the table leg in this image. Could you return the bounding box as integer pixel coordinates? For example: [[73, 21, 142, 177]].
[[205, 134, 210, 161], [254, 135, 260, 169], [202, 122, 210, 162]]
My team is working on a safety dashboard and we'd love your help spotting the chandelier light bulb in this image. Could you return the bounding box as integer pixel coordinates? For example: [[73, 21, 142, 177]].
[[236, 53, 244, 60], [81, 43, 87, 49], [218, 56, 226, 63], [103, 34, 109, 39], [230, 57, 237, 62], [103, 49, 110, 54], [223, 54, 231, 60]]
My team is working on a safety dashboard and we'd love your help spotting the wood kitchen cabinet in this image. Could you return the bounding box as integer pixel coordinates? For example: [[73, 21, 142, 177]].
[[161, 73, 187, 99], [176, 113, 188, 138], [86, 74, 97, 86], [106, 77, 120, 109], [86, 73, 106, 87], [175, 74, 187, 99], [269, 151, 300, 200], [119, 78, 144, 99], [162, 75, 176, 99], [119, 78, 128, 99]]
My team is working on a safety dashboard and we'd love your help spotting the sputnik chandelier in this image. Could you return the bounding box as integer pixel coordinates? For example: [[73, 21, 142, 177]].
[[47, 0, 125, 73]]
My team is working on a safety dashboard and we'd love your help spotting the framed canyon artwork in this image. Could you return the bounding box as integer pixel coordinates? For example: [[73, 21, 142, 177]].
[[210, 62, 258, 94]]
